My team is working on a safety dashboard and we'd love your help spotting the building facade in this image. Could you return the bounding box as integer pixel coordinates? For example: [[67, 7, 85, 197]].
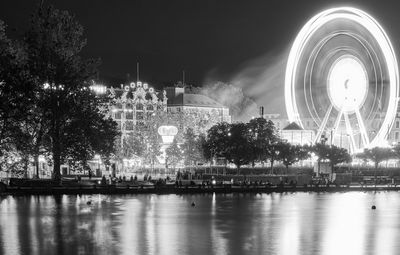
[[165, 87, 231, 135], [108, 81, 167, 135]]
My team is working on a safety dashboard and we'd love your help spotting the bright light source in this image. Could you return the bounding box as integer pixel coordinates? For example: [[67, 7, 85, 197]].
[[90, 84, 107, 94], [327, 56, 368, 113], [285, 7, 399, 149]]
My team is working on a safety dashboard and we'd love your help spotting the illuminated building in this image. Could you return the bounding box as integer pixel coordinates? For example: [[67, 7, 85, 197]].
[[165, 87, 231, 135], [280, 122, 314, 145], [108, 81, 167, 135]]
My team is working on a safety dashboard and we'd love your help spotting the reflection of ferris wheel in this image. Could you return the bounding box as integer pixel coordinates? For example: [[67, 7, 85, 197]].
[[285, 7, 399, 152]]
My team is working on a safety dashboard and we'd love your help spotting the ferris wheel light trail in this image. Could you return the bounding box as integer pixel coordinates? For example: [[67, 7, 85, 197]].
[[285, 7, 399, 150]]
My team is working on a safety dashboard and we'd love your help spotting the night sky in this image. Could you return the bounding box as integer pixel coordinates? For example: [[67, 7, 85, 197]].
[[1, 0, 400, 113]]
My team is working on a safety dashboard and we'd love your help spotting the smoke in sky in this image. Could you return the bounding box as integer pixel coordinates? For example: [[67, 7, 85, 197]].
[[199, 82, 258, 122], [200, 47, 290, 122], [230, 48, 290, 118]]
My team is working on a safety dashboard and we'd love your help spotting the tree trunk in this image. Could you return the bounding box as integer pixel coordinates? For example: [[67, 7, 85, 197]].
[[270, 159, 274, 175], [53, 138, 61, 181], [23, 156, 29, 178], [34, 155, 40, 179], [53, 153, 61, 181], [52, 108, 62, 181]]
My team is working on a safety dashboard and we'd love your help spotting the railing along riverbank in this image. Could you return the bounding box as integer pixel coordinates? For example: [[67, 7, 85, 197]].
[[1, 182, 400, 196]]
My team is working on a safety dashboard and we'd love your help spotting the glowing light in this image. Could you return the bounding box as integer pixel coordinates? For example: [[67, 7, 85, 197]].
[[285, 7, 399, 149], [327, 56, 368, 113], [158, 125, 178, 144], [90, 84, 107, 94]]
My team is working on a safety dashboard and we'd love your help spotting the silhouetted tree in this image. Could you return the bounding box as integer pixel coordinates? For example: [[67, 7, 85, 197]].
[[277, 142, 310, 173], [165, 138, 182, 170], [23, 5, 118, 179], [357, 147, 393, 169], [311, 143, 330, 175], [144, 132, 161, 171], [247, 117, 277, 168], [224, 123, 252, 173], [181, 128, 202, 167], [326, 145, 351, 173]]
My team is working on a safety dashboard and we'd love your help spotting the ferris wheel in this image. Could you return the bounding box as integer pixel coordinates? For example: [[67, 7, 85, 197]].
[[285, 7, 399, 152]]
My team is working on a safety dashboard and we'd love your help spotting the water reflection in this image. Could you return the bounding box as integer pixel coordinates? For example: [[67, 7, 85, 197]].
[[1, 192, 400, 255]]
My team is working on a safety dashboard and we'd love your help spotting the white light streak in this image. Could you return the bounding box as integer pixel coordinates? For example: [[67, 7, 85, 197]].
[[285, 7, 399, 149]]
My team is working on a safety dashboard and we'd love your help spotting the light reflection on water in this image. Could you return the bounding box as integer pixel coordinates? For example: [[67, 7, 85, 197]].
[[0, 192, 400, 255]]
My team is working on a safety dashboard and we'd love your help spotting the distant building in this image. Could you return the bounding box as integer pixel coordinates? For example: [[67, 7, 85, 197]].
[[165, 87, 231, 135], [263, 113, 289, 131], [280, 122, 315, 145]]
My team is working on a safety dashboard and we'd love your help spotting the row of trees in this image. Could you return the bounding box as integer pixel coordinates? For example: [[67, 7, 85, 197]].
[[0, 5, 118, 179], [116, 116, 400, 175], [200, 118, 352, 174], [356, 146, 400, 169]]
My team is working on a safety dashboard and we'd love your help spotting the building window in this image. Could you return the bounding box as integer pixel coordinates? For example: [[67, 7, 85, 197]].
[[136, 104, 143, 111], [396, 132, 399, 140], [136, 121, 145, 128], [126, 111, 134, 119], [396, 121, 399, 129], [116, 121, 121, 130], [137, 112, 144, 120], [126, 121, 134, 131], [147, 105, 154, 111], [115, 111, 122, 119]]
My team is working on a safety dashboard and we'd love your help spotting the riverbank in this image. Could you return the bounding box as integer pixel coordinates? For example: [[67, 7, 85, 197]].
[[1, 184, 400, 196]]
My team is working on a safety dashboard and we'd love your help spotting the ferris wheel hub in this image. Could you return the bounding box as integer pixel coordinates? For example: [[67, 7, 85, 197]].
[[327, 56, 368, 113]]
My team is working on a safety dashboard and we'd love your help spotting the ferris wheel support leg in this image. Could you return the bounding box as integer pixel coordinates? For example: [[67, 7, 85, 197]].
[[344, 113, 357, 152], [331, 109, 344, 144], [314, 104, 333, 143], [355, 109, 370, 147]]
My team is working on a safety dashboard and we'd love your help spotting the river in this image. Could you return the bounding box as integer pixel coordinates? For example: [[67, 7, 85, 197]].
[[0, 192, 399, 255]]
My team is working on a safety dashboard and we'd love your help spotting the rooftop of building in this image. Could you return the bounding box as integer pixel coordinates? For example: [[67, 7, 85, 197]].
[[168, 93, 226, 108], [282, 122, 303, 130]]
